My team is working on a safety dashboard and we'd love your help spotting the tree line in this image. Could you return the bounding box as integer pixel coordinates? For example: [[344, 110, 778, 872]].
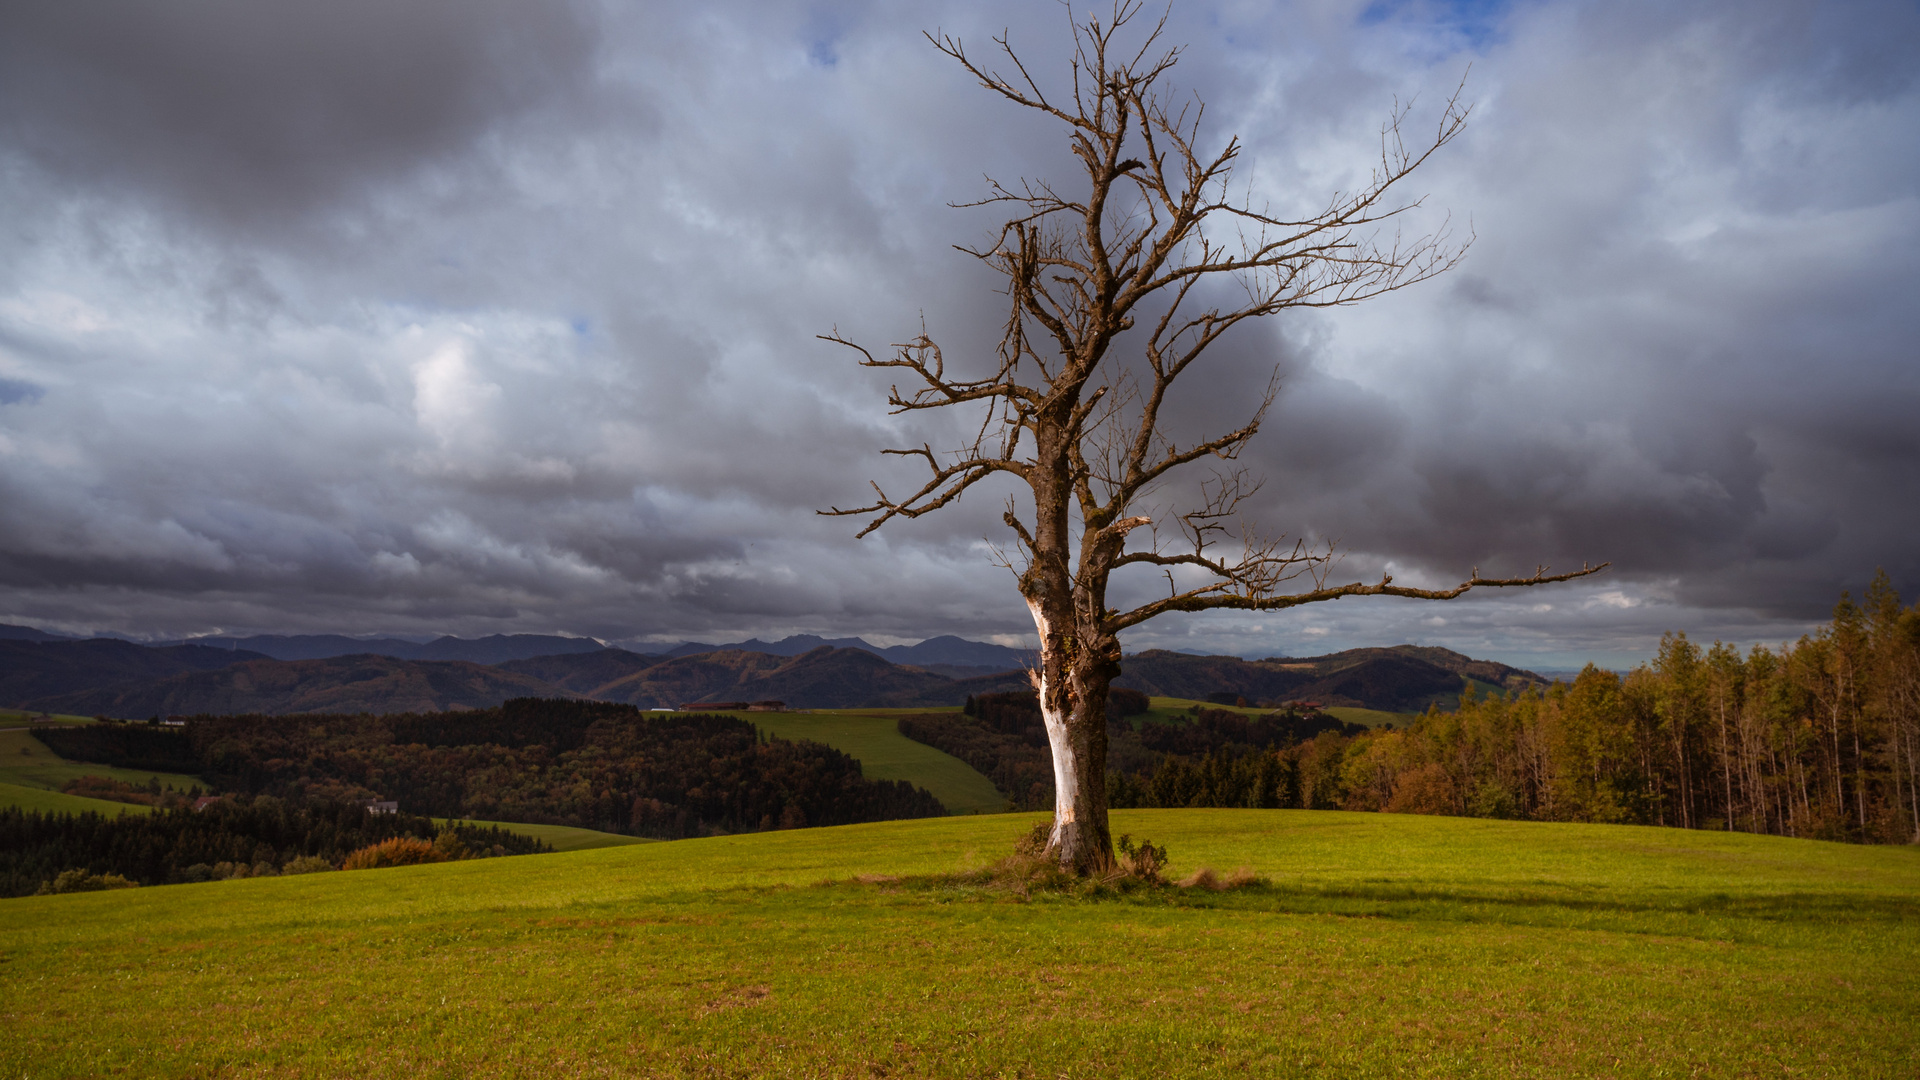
[[900, 576, 1920, 844], [1339, 574, 1920, 842], [0, 797, 545, 898], [34, 698, 947, 839]]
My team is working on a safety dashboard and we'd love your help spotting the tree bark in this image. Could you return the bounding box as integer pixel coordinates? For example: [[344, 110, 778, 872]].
[[1034, 642, 1116, 873]]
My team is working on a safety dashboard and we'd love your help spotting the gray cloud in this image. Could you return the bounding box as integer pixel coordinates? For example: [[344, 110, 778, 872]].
[[0, 0, 600, 231], [0, 0, 1914, 669]]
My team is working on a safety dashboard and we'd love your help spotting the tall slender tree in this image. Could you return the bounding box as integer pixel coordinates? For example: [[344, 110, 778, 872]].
[[824, 3, 1604, 872]]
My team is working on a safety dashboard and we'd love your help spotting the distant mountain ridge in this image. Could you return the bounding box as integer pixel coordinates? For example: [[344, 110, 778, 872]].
[[0, 623, 77, 643], [0, 639, 274, 706], [7, 622, 1028, 670], [1116, 645, 1547, 712], [585, 647, 1030, 711], [152, 632, 610, 665], [2, 621, 1545, 717], [650, 634, 1035, 671], [26, 655, 566, 718]]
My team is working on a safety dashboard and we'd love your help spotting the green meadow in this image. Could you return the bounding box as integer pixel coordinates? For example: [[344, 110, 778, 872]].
[[1322, 706, 1413, 728], [726, 708, 1009, 814], [4, 809, 1916, 1078], [1141, 698, 1410, 730], [0, 709, 97, 725], [444, 819, 657, 853], [0, 778, 153, 817]]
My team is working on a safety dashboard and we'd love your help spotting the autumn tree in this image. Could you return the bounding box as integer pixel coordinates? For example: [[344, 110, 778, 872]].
[[824, 3, 1604, 872]]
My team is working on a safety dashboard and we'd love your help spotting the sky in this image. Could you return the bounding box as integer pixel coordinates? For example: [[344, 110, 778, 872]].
[[0, 0, 1914, 670]]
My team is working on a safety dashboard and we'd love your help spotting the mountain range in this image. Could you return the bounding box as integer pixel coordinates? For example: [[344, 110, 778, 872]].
[[1114, 646, 1542, 712], [653, 634, 1035, 676], [1, 622, 1546, 717], [148, 632, 610, 665], [112, 628, 1035, 673], [24, 654, 562, 718]]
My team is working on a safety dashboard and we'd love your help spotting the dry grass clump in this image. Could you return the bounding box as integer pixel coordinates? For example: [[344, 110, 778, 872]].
[[1175, 865, 1260, 891]]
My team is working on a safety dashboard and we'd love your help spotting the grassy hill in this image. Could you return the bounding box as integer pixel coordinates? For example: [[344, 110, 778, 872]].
[[645, 705, 1007, 814], [28, 654, 566, 717], [440, 818, 656, 853], [0, 638, 268, 705], [0, 779, 154, 816], [749, 708, 1008, 814], [1118, 646, 1542, 712], [4, 810, 1914, 1077]]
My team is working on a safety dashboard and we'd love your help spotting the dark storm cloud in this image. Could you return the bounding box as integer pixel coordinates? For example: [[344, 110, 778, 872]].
[[0, 0, 599, 228], [0, 0, 1913, 668]]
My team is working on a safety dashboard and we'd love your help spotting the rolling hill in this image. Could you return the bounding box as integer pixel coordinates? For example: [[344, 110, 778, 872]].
[[591, 646, 1029, 710], [23, 655, 566, 717], [653, 633, 1035, 671], [493, 647, 665, 695], [3, 811, 1913, 1077], [1116, 644, 1545, 711], [152, 632, 610, 664], [5, 624, 1546, 717], [0, 639, 270, 705]]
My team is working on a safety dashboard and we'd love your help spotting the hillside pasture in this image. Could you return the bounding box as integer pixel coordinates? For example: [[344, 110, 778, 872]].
[[3, 809, 1915, 1077], [0, 709, 98, 725], [0, 778, 154, 817], [1130, 697, 1410, 732], [440, 818, 656, 853], [726, 708, 1008, 815], [1322, 706, 1413, 728]]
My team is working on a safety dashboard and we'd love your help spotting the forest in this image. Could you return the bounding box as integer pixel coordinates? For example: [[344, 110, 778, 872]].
[[1333, 574, 1920, 842], [897, 576, 1920, 844], [32, 698, 946, 838], [0, 798, 545, 898]]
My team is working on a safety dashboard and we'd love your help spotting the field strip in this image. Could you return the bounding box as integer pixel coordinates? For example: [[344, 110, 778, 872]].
[[0, 778, 154, 816], [745, 709, 1009, 814]]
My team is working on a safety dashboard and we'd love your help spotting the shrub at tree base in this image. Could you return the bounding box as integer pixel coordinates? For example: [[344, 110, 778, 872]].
[[341, 837, 444, 870], [895, 821, 1239, 900], [1114, 833, 1168, 882]]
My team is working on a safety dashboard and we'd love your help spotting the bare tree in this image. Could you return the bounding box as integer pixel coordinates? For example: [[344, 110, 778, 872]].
[[823, 3, 1605, 873]]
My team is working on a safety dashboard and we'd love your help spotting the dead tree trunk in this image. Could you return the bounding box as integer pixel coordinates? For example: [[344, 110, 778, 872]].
[[823, 2, 1604, 873]]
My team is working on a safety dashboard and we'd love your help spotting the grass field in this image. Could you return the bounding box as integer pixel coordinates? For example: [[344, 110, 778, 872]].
[[4, 809, 1915, 1077], [0, 778, 153, 816], [1141, 698, 1410, 730], [719, 709, 1008, 815], [444, 819, 657, 853], [0, 708, 98, 725], [1323, 706, 1414, 728]]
